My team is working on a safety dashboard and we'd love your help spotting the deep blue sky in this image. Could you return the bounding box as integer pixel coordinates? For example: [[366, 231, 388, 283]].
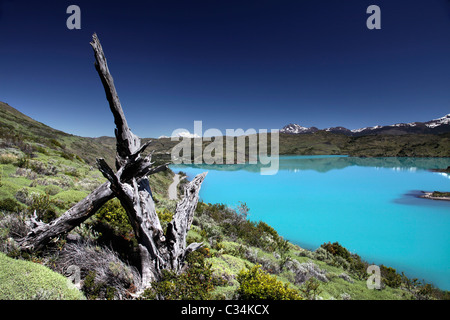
[[1, 0, 449, 138]]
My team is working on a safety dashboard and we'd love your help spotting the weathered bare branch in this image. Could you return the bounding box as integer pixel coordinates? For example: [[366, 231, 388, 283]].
[[165, 172, 207, 270], [90, 33, 140, 158], [19, 182, 114, 251], [19, 33, 207, 294]]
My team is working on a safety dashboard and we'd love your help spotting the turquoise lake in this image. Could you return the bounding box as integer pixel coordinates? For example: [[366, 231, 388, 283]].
[[170, 156, 450, 290]]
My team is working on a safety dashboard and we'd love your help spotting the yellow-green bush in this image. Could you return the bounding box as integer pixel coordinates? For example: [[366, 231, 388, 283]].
[[95, 198, 133, 241], [236, 265, 302, 300]]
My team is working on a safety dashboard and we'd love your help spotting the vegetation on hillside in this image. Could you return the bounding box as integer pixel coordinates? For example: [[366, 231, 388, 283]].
[[0, 101, 449, 300], [0, 137, 447, 300], [278, 132, 450, 157], [162, 131, 450, 163]]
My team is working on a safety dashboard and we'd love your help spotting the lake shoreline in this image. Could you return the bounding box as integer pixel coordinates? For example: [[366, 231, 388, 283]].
[[172, 155, 450, 291]]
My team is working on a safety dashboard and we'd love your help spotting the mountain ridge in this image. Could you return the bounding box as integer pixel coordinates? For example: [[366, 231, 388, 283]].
[[281, 114, 450, 136], [1, 101, 450, 160]]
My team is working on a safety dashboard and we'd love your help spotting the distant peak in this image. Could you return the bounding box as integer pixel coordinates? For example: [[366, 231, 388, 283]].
[[280, 123, 319, 134], [281, 113, 450, 136], [425, 113, 450, 128]]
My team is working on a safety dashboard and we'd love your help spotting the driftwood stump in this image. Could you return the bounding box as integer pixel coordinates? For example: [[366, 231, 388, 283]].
[[19, 33, 207, 291]]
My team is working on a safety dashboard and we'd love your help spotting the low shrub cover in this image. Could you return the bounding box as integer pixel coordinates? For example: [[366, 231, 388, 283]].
[[0, 252, 84, 300], [236, 264, 302, 300]]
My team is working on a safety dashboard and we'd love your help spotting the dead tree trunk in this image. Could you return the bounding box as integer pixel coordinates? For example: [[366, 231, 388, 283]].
[[19, 33, 207, 291], [18, 162, 168, 252], [19, 182, 113, 250]]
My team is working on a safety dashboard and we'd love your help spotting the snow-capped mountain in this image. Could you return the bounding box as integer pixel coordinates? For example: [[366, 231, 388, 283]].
[[324, 126, 352, 135], [281, 114, 450, 136], [424, 114, 450, 128], [280, 123, 319, 134]]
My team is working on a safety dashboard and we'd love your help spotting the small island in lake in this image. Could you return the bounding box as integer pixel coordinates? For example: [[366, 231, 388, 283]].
[[420, 191, 450, 201]]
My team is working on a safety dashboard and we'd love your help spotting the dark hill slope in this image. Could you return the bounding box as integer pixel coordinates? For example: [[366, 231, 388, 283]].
[[1, 101, 450, 165], [0, 101, 117, 166]]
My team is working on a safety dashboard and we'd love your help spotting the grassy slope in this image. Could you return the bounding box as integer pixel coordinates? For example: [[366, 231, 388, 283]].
[[0, 101, 116, 166], [0, 148, 105, 212], [0, 252, 84, 300], [0, 101, 177, 167]]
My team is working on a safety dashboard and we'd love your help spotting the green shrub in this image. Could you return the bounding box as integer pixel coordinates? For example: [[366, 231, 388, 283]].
[[49, 138, 64, 149], [195, 202, 286, 252], [34, 146, 48, 155], [321, 242, 351, 261], [157, 207, 174, 233], [29, 160, 58, 176], [63, 167, 80, 177], [95, 198, 133, 241], [235, 265, 302, 300], [431, 191, 450, 197], [0, 153, 18, 164], [157, 207, 173, 223], [82, 269, 118, 300], [142, 248, 224, 300], [27, 193, 58, 223], [349, 257, 369, 280], [380, 265, 402, 288], [89, 199, 139, 265], [275, 237, 291, 270], [82, 270, 102, 300], [256, 221, 279, 240], [313, 246, 333, 262], [318, 242, 369, 280], [0, 198, 22, 212], [44, 184, 62, 196], [299, 277, 322, 300], [61, 152, 74, 161], [16, 155, 30, 168]]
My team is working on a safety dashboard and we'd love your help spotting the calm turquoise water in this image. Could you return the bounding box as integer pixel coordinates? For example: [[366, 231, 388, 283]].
[[171, 156, 450, 290]]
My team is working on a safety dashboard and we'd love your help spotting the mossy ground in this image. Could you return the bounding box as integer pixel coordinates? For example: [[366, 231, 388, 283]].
[[0, 252, 85, 300]]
